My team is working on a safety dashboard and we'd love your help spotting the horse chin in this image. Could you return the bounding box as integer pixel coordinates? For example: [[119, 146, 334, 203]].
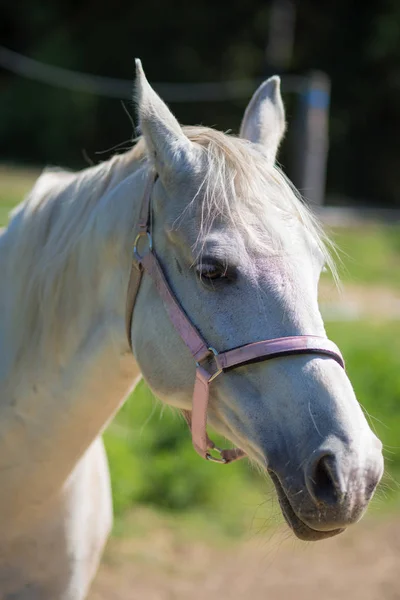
[[268, 471, 345, 542]]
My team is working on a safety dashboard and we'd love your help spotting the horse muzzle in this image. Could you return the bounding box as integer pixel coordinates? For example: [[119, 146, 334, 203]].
[[268, 435, 384, 541]]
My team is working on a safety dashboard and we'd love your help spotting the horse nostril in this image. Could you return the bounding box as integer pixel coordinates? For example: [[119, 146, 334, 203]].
[[306, 453, 345, 507]]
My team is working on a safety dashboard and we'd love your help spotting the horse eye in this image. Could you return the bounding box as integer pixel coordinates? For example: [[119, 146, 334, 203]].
[[196, 262, 227, 281]]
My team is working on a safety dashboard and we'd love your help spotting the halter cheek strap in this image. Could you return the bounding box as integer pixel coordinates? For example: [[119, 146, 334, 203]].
[[125, 171, 345, 464]]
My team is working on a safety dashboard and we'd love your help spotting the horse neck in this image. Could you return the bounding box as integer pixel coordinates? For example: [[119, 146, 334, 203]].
[[0, 154, 145, 509]]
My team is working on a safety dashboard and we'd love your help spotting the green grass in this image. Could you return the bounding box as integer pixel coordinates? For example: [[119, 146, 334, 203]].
[[325, 225, 400, 288], [0, 165, 40, 226], [103, 380, 268, 534]]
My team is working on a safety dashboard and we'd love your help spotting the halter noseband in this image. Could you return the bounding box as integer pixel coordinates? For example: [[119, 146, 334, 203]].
[[125, 172, 345, 464]]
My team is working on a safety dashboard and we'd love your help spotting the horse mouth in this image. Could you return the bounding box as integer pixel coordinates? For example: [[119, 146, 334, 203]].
[[268, 471, 344, 541]]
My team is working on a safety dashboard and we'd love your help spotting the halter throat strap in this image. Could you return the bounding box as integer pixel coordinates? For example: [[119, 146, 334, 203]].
[[125, 171, 345, 465]]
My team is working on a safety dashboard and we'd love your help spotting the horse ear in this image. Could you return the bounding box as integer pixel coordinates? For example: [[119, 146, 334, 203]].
[[239, 76, 286, 164], [134, 59, 195, 175]]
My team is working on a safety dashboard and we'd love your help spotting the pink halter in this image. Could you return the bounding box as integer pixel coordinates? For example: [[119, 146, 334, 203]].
[[126, 172, 345, 464]]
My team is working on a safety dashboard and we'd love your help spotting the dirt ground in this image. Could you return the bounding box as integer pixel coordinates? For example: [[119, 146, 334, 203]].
[[89, 514, 400, 600]]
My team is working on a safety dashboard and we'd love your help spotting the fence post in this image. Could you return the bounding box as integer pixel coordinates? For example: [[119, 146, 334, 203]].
[[291, 71, 330, 207]]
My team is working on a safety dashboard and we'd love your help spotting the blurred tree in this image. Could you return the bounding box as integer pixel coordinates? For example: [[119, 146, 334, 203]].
[[1, 0, 400, 206]]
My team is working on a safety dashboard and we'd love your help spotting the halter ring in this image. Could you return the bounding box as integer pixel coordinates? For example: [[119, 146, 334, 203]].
[[206, 447, 227, 464], [133, 232, 153, 261]]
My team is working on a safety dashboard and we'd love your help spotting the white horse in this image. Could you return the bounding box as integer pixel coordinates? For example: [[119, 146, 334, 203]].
[[0, 61, 383, 599]]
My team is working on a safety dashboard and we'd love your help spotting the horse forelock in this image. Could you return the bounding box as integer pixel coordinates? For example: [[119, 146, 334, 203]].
[[176, 127, 337, 280]]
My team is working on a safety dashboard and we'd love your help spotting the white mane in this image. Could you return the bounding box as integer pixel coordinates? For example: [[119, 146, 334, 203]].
[[2, 151, 140, 366]]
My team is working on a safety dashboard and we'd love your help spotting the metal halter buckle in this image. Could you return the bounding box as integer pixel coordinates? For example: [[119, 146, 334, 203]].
[[133, 231, 153, 261], [196, 346, 223, 383]]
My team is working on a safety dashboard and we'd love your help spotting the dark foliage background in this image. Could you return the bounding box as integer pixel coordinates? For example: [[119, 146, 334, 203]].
[[1, 0, 400, 206]]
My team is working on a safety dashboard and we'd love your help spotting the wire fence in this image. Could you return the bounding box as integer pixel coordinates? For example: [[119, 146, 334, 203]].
[[0, 46, 305, 102]]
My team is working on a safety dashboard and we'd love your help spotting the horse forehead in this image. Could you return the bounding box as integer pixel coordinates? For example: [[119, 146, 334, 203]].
[[198, 229, 247, 259], [167, 211, 307, 264], [167, 215, 248, 259]]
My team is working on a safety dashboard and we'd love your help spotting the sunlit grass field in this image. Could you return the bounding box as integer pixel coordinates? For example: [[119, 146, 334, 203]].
[[1, 165, 400, 540], [328, 225, 400, 289]]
